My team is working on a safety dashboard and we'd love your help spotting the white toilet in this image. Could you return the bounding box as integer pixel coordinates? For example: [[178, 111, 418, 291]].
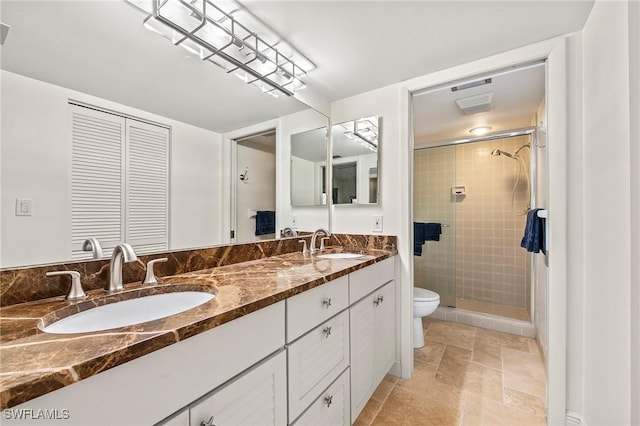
[[413, 287, 440, 348]]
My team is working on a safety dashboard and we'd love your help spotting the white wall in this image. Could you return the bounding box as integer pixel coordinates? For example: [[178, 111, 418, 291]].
[[580, 1, 633, 423], [629, 2, 640, 424], [236, 145, 276, 242], [290, 156, 316, 206], [0, 71, 223, 268]]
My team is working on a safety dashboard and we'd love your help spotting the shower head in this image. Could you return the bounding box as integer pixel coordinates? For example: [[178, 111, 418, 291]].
[[491, 149, 516, 159]]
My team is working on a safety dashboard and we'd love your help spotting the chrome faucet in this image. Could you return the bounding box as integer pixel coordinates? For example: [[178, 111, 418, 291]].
[[82, 237, 103, 259], [107, 243, 138, 292], [310, 228, 330, 254]]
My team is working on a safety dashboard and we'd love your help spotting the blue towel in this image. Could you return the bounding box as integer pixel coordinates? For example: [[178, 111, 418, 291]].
[[255, 210, 275, 236], [521, 208, 546, 254], [414, 222, 442, 256]]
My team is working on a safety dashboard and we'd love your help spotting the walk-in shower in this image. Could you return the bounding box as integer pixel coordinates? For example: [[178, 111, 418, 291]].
[[413, 129, 537, 322]]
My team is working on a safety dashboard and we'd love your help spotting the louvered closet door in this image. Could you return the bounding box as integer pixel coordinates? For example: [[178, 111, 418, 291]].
[[125, 120, 169, 255], [71, 106, 125, 260]]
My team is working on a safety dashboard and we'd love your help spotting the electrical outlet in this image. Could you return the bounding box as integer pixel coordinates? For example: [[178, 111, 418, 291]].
[[372, 215, 383, 232]]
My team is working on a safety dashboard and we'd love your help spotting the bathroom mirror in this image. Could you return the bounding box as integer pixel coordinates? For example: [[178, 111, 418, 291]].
[[290, 127, 328, 206], [0, 0, 329, 268], [330, 116, 380, 205]]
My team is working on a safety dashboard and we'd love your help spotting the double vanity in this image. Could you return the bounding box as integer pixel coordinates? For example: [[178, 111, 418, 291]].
[[0, 239, 397, 425]]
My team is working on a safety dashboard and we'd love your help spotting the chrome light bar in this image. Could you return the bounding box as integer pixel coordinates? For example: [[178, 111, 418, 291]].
[[130, 0, 310, 97]]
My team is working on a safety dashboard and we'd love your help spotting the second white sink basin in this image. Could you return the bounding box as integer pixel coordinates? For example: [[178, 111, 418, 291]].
[[317, 252, 364, 259], [41, 291, 215, 334]]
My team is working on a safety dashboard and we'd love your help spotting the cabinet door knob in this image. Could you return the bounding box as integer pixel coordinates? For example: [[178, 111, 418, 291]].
[[322, 326, 332, 338], [201, 416, 215, 426], [377, 295, 384, 304], [322, 297, 332, 308], [324, 395, 333, 407], [373, 298, 380, 306]]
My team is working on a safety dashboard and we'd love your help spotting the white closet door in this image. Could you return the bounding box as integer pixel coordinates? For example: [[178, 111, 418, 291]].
[[125, 120, 169, 254], [71, 106, 125, 260]]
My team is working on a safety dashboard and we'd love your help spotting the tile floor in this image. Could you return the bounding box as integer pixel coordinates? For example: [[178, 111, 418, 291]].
[[455, 298, 530, 322], [354, 318, 547, 426]]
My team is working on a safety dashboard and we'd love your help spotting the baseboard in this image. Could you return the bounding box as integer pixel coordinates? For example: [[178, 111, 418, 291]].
[[566, 411, 585, 426]]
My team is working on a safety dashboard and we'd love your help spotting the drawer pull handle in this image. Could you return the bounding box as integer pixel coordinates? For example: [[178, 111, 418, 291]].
[[324, 395, 333, 407], [323, 326, 332, 338], [322, 297, 332, 308], [374, 298, 380, 306], [377, 296, 384, 304], [201, 416, 215, 426]]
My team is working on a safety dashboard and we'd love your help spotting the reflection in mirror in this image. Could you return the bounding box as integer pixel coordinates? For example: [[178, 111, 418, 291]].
[[330, 116, 380, 205], [0, 1, 329, 269], [290, 127, 328, 207]]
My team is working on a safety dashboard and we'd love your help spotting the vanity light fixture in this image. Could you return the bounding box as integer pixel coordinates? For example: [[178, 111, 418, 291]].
[[469, 126, 492, 136], [340, 116, 378, 152], [128, 0, 313, 97]]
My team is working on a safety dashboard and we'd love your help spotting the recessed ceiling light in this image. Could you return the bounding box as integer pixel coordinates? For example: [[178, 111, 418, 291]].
[[469, 126, 492, 136]]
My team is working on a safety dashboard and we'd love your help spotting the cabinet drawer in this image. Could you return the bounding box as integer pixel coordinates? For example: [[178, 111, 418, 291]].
[[190, 351, 287, 426], [349, 256, 395, 304], [288, 310, 350, 421], [292, 368, 350, 426], [287, 275, 349, 342]]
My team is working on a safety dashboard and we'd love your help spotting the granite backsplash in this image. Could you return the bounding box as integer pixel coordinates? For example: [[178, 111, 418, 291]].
[[0, 234, 396, 306]]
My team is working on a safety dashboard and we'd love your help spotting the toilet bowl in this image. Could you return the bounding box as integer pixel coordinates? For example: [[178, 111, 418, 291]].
[[413, 287, 440, 348]]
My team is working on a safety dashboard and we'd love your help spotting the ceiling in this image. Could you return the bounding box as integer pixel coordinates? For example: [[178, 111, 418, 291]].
[[0, 1, 594, 133], [413, 62, 546, 145]]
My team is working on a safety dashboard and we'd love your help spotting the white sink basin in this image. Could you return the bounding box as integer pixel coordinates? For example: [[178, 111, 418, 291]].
[[317, 252, 364, 259], [41, 291, 215, 334]]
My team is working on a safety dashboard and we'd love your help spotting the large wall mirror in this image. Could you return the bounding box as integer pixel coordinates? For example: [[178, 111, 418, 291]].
[[0, 1, 329, 268], [330, 116, 380, 205]]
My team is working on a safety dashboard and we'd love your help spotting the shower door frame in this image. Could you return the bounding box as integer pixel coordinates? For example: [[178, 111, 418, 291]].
[[414, 126, 539, 324]]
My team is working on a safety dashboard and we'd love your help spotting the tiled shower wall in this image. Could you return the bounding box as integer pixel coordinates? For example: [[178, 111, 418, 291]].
[[414, 137, 531, 310]]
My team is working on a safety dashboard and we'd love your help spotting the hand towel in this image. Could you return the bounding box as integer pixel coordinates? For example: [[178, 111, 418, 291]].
[[520, 208, 546, 254], [255, 210, 276, 236], [414, 222, 442, 256]]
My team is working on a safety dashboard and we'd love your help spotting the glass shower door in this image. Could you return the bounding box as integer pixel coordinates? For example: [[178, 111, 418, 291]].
[[413, 145, 457, 307]]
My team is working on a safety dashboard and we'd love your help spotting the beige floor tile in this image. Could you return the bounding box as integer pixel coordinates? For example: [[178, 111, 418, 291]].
[[355, 397, 383, 425], [426, 321, 478, 350], [383, 373, 399, 385], [504, 388, 546, 418], [396, 364, 464, 410], [461, 362, 504, 402], [462, 392, 546, 426], [435, 346, 473, 388], [370, 379, 395, 403], [372, 387, 461, 426], [472, 342, 502, 370], [475, 327, 531, 353], [414, 340, 447, 367], [502, 348, 546, 398]]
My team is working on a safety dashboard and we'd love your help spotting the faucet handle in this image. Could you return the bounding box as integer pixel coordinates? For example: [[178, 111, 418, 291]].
[[142, 258, 168, 285], [298, 240, 309, 255], [46, 271, 86, 300], [320, 237, 330, 252]]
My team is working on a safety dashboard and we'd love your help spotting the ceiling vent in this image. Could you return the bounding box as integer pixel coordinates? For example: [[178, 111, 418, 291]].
[[455, 92, 494, 116]]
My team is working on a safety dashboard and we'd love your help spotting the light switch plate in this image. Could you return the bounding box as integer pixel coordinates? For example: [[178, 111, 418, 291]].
[[15, 199, 33, 216], [372, 215, 383, 232]]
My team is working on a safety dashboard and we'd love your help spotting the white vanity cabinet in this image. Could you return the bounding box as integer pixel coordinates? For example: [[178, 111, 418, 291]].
[[189, 351, 287, 426], [286, 276, 350, 424], [349, 258, 396, 423], [292, 368, 351, 426]]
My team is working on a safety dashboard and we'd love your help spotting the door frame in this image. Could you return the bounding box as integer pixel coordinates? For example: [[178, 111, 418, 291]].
[[399, 35, 571, 423]]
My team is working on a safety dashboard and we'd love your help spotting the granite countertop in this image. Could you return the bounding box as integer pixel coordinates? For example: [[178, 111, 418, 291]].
[[0, 247, 395, 409]]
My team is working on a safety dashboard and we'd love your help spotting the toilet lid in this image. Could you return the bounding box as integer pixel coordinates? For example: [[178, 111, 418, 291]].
[[413, 287, 440, 302]]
